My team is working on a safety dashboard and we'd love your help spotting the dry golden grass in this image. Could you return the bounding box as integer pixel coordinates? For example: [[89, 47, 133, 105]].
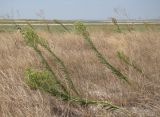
[[0, 30, 160, 117]]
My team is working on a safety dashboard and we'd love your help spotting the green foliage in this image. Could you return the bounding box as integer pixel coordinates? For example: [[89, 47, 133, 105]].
[[25, 68, 123, 112], [25, 68, 70, 100], [21, 27, 69, 95], [22, 27, 39, 48], [117, 51, 130, 66], [21, 25, 79, 96], [20, 24, 131, 115], [74, 22, 130, 84], [25, 68, 57, 90], [22, 27, 49, 48], [74, 21, 87, 35], [47, 48, 80, 96]]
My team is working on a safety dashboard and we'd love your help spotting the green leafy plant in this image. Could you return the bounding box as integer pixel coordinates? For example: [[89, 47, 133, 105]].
[[25, 68, 69, 100], [74, 21, 130, 84], [18, 24, 131, 116], [25, 68, 128, 113], [21, 27, 75, 95]]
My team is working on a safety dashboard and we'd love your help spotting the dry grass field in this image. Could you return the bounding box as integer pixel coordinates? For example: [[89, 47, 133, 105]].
[[0, 26, 160, 117]]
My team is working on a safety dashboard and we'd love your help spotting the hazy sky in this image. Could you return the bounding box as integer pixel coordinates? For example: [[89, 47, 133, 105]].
[[0, 0, 160, 20]]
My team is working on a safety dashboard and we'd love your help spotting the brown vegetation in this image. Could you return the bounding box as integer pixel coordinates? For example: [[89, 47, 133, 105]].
[[0, 29, 160, 116]]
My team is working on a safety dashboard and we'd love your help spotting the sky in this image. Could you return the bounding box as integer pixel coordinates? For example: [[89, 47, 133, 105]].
[[0, 0, 160, 20]]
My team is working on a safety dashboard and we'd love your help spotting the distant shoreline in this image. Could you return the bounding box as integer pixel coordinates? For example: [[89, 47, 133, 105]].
[[0, 22, 160, 26], [0, 19, 160, 24]]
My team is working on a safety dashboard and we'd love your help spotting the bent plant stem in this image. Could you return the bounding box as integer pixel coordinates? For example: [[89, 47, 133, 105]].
[[22, 26, 131, 116], [22, 26, 79, 96], [84, 34, 129, 84], [74, 21, 129, 84], [71, 97, 119, 108], [33, 47, 69, 95], [26, 68, 131, 116], [46, 47, 80, 96], [35, 36, 79, 96], [117, 51, 149, 79], [78, 99, 132, 117], [54, 20, 70, 32]]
